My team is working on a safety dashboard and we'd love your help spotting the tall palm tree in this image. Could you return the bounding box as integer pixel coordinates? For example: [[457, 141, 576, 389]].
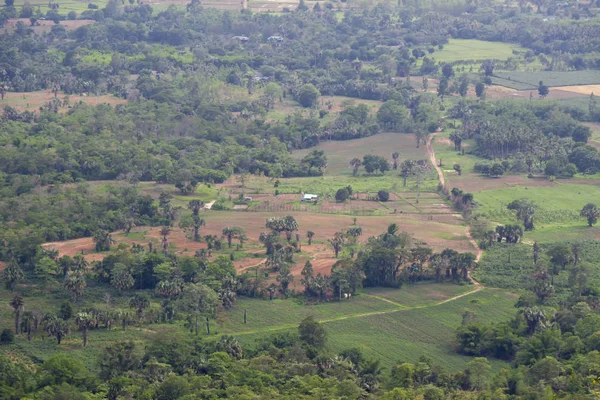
[[21, 311, 37, 341], [43, 315, 69, 344], [75, 312, 94, 347], [222, 226, 245, 248], [64, 270, 86, 303], [187, 200, 204, 217], [328, 232, 345, 258], [93, 229, 115, 252], [3, 261, 24, 292], [10, 294, 24, 334], [129, 294, 150, 322], [350, 158, 362, 176], [123, 217, 135, 235], [392, 152, 400, 170], [307, 231, 315, 245]]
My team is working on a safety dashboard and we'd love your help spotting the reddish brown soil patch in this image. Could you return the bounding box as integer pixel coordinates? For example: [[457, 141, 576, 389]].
[[0, 90, 126, 113], [1, 19, 95, 35], [234, 257, 266, 274], [447, 174, 558, 193]]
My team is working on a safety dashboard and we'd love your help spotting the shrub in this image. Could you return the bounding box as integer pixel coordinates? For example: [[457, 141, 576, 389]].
[[377, 190, 390, 202], [88, 3, 98, 8], [335, 188, 350, 202], [0, 329, 14, 345]]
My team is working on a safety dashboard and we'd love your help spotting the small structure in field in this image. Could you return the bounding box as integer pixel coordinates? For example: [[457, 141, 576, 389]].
[[301, 194, 318, 203]]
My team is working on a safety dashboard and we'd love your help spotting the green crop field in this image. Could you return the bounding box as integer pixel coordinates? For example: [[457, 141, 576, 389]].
[[363, 283, 471, 307], [293, 133, 428, 176], [430, 39, 524, 63], [475, 241, 600, 298], [474, 184, 600, 225], [490, 76, 537, 90], [225, 288, 518, 371], [492, 70, 600, 89]]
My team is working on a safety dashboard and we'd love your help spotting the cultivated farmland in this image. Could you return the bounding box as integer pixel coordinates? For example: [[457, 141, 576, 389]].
[[492, 70, 600, 89], [223, 288, 518, 370]]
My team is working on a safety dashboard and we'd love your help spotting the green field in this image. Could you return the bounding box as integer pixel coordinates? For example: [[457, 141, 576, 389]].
[[1, 0, 109, 13], [431, 39, 523, 63], [1, 281, 517, 372], [225, 288, 518, 371], [475, 240, 600, 299], [363, 283, 471, 307], [492, 70, 600, 89]]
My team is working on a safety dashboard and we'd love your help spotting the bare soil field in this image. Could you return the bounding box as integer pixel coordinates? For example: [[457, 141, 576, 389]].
[[0, 90, 126, 113], [445, 174, 559, 193], [42, 211, 477, 264], [1, 19, 95, 35], [553, 84, 600, 96], [410, 75, 588, 101]]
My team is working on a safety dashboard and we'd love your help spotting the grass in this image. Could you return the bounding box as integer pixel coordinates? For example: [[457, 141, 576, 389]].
[[229, 288, 518, 371], [475, 241, 600, 301], [492, 70, 600, 89], [363, 282, 471, 307], [1, 278, 517, 373], [474, 184, 600, 226], [428, 39, 524, 63], [293, 132, 427, 176], [1, 0, 109, 13]]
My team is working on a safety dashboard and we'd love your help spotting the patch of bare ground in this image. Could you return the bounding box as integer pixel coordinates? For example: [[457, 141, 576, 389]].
[[1, 19, 95, 35]]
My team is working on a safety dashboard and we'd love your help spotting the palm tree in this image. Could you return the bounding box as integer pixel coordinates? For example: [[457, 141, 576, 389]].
[[188, 200, 204, 217], [284, 216, 299, 242], [350, 158, 362, 176], [216, 335, 244, 359], [123, 217, 135, 235], [277, 266, 294, 298], [111, 267, 134, 294], [193, 215, 205, 241], [160, 226, 171, 241], [75, 312, 94, 347], [3, 261, 24, 292], [10, 294, 24, 334], [43, 315, 69, 344], [222, 226, 245, 248], [301, 261, 314, 296], [73, 255, 88, 271], [400, 160, 415, 187], [345, 226, 363, 244], [307, 231, 315, 245], [129, 294, 150, 322], [458, 253, 477, 281], [392, 152, 400, 170], [387, 223, 399, 236], [21, 311, 37, 341], [93, 229, 115, 252], [155, 280, 184, 300], [328, 232, 345, 258], [64, 270, 86, 303]]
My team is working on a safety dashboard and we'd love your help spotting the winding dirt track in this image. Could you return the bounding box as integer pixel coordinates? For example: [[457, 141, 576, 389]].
[[426, 132, 483, 289]]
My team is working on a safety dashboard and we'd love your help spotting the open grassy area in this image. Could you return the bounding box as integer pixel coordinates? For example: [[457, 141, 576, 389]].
[[227, 288, 518, 371], [363, 282, 471, 307], [0, 90, 126, 112], [431, 39, 524, 63]]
